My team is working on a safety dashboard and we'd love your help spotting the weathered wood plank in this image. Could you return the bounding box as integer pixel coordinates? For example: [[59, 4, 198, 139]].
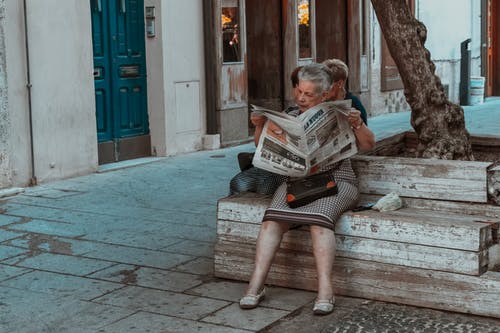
[[217, 220, 489, 275], [218, 195, 498, 251], [351, 155, 491, 202], [214, 241, 500, 318], [358, 194, 500, 219]]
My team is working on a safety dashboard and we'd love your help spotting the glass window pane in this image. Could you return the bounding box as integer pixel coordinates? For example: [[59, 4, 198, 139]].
[[222, 4, 241, 63], [298, 0, 311, 59]]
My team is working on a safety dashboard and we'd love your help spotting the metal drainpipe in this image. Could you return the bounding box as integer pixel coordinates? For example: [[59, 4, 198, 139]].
[[23, 0, 37, 185]]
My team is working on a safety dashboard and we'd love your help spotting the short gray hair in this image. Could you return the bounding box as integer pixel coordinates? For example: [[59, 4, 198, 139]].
[[298, 63, 333, 95]]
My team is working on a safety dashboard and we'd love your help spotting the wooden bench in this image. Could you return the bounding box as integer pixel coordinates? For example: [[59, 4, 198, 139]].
[[214, 133, 500, 318]]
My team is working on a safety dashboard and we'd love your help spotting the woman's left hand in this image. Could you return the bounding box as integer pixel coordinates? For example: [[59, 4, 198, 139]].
[[347, 108, 363, 129]]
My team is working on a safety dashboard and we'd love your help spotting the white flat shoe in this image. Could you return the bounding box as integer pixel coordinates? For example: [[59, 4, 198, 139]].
[[239, 288, 266, 309], [313, 298, 335, 315]]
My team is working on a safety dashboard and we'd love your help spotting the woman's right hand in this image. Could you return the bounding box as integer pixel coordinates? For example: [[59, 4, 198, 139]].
[[251, 113, 267, 146], [250, 113, 267, 128]]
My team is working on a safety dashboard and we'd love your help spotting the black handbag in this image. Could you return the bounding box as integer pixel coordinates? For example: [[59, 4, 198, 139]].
[[286, 171, 338, 208]]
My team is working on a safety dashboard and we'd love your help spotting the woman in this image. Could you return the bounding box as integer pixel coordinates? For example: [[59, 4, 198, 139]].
[[239, 63, 375, 315]]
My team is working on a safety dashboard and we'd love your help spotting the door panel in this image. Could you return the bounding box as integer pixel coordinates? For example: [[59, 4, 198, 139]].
[[90, 0, 150, 163], [91, 0, 113, 142], [110, 0, 149, 139]]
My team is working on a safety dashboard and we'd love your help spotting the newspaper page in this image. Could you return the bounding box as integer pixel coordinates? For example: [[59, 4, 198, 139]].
[[251, 100, 358, 177]]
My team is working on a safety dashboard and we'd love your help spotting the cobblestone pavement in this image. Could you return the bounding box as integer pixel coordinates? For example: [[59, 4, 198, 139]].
[[262, 297, 500, 333], [0, 99, 499, 332]]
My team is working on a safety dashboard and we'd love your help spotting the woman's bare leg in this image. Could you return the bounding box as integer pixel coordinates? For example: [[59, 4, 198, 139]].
[[246, 220, 289, 295], [310, 225, 336, 300]]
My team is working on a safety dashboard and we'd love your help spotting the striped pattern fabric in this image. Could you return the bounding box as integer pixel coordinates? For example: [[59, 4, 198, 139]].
[[263, 159, 359, 230]]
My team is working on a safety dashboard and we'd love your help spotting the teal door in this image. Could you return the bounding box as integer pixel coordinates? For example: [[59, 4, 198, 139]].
[[91, 0, 150, 164]]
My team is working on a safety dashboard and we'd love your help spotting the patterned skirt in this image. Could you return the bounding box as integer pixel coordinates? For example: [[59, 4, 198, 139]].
[[262, 159, 359, 230]]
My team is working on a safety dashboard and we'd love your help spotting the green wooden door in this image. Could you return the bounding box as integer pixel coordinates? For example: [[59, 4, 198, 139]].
[[91, 0, 150, 164]]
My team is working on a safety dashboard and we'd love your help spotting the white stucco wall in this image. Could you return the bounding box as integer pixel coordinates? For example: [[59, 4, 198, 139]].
[[368, 0, 482, 113], [144, 0, 207, 156], [0, 0, 12, 188], [145, 0, 166, 157], [4, 0, 32, 187], [161, 0, 207, 155], [417, 0, 482, 103], [3, 0, 98, 187]]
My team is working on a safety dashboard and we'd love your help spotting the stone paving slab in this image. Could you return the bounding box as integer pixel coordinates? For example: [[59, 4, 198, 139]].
[[21, 187, 86, 199], [0, 229, 23, 242], [0, 244, 29, 261], [172, 257, 214, 276], [0, 270, 123, 299], [161, 239, 214, 257], [3, 252, 114, 276], [88, 264, 205, 292], [3, 203, 130, 225], [0, 286, 135, 333], [81, 228, 182, 250], [0, 264, 32, 282], [187, 280, 316, 312], [93, 285, 230, 321], [78, 241, 195, 269], [0, 214, 22, 226], [100, 311, 251, 333], [5, 235, 104, 256], [202, 303, 290, 332], [8, 218, 88, 238]]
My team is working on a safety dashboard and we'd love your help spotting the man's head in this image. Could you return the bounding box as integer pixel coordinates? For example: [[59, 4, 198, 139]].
[[322, 59, 348, 101]]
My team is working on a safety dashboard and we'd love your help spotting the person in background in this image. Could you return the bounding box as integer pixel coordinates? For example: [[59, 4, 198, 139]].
[[239, 63, 375, 315], [322, 58, 368, 126], [228, 66, 302, 196]]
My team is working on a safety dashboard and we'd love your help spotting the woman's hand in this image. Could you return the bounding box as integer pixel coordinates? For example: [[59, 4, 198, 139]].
[[250, 113, 267, 127], [266, 121, 287, 145], [251, 113, 267, 146], [347, 108, 363, 129], [346, 108, 375, 152]]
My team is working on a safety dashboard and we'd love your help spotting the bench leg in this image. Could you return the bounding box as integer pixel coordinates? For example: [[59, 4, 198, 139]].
[[245, 220, 290, 295], [310, 225, 336, 301]]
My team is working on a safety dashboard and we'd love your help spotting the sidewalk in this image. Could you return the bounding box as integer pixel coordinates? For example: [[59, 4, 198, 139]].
[[0, 99, 499, 332]]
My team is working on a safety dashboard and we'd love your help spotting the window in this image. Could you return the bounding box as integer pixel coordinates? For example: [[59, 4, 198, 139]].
[[222, 0, 241, 63], [298, 0, 312, 59]]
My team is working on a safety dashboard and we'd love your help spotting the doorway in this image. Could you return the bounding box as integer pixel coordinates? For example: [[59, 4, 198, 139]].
[[90, 0, 150, 164], [245, 0, 348, 113]]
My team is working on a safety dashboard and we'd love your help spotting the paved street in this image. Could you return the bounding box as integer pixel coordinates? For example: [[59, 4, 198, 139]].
[[0, 99, 499, 332]]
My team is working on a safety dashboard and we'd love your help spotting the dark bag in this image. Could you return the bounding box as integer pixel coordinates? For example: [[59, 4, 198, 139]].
[[286, 171, 338, 208], [237, 152, 255, 171]]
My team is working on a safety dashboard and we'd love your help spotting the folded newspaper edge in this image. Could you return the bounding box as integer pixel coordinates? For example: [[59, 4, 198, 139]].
[[252, 101, 358, 177]]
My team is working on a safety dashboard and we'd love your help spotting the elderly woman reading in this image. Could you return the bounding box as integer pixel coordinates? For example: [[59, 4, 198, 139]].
[[239, 63, 375, 315]]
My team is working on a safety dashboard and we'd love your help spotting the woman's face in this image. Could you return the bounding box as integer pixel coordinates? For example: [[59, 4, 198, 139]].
[[296, 80, 326, 113]]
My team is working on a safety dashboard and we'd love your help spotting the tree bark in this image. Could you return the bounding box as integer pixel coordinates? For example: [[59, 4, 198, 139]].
[[371, 0, 474, 160]]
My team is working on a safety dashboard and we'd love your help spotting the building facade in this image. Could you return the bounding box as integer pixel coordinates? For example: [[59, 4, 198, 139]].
[[0, 0, 498, 189]]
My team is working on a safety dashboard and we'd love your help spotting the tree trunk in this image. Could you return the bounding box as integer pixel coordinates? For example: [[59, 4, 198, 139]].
[[371, 0, 474, 160]]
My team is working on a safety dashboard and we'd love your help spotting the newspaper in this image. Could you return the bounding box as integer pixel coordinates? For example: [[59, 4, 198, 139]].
[[251, 100, 358, 177]]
